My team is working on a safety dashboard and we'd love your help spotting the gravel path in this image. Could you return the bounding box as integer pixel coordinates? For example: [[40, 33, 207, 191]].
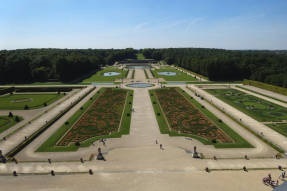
[[239, 85, 287, 103]]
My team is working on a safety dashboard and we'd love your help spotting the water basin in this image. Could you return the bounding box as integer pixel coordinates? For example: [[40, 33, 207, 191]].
[[126, 83, 154, 88], [103, 72, 120, 76], [158, 72, 176, 76]]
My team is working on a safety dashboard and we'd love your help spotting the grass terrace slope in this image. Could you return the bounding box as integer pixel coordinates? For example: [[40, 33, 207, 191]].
[[150, 87, 251, 148], [0, 93, 64, 110], [136, 53, 145, 59], [0, 116, 22, 134], [243, 80, 287, 96], [206, 89, 287, 122], [37, 88, 133, 152], [82, 67, 128, 83], [151, 66, 197, 81]]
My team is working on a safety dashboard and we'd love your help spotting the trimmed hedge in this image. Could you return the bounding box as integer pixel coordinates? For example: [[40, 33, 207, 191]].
[[15, 87, 73, 92], [0, 87, 15, 95]]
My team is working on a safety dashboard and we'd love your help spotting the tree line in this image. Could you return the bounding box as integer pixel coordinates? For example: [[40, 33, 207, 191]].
[[141, 48, 287, 87], [0, 48, 136, 83], [1, 47, 286, 87]]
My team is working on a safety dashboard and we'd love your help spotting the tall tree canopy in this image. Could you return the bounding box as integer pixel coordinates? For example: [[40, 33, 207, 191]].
[[141, 48, 287, 87], [0, 48, 137, 83]]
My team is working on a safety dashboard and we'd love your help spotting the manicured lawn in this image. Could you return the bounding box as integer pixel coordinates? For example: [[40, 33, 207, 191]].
[[136, 53, 145, 59], [150, 87, 252, 148], [151, 67, 197, 81], [206, 88, 287, 122], [82, 67, 128, 83], [237, 85, 287, 104], [267, 123, 287, 137], [37, 88, 133, 152], [0, 116, 22, 134], [0, 93, 64, 110]]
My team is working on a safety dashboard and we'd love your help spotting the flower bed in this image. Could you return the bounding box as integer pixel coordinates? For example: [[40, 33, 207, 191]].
[[154, 88, 232, 143], [57, 88, 127, 146]]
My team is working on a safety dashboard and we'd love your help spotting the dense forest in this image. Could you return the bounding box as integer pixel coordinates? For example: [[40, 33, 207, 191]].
[[0, 48, 286, 87], [0, 48, 136, 83], [142, 48, 287, 87]]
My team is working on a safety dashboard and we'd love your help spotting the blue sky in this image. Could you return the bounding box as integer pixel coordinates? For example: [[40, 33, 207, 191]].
[[0, 0, 287, 50]]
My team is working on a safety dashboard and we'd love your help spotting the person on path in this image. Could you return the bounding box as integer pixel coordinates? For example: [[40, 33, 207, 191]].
[[279, 171, 286, 179]]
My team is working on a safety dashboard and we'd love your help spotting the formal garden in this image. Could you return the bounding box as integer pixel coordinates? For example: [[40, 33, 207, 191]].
[[206, 88, 287, 122], [0, 115, 22, 134], [0, 93, 64, 110], [82, 66, 128, 83], [37, 88, 133, 151], [151, 66, 197, 81], [267, 123, 287, 137], [150, 87, 252, 148]]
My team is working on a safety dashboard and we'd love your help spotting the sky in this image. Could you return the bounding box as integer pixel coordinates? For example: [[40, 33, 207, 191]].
[[0, 0, 287, 50]]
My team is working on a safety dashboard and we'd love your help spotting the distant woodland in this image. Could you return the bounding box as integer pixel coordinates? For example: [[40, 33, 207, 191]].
[[0, 48, 136, 83], [0, 48, 286, 87], [142, 48, 287, 87]]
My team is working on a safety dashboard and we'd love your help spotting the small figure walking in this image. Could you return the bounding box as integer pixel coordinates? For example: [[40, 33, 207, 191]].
[[155, 139, 158, 144], [280, 170, 286, 179], [100, 138, 106, 146], [160, 144, 163, 150]]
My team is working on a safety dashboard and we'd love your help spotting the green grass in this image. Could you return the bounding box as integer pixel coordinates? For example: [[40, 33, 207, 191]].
[[82, 67, 128, 83], [0, 116, 22, 134], [151, 67, 197, 81], [243, 79, 287, 96], [149, 87, 252, 148], [0, 93, 64, 110], [136, 53, 146, 60], [174, 66, 208, 80], [267, 123, 287, 137], [37, 88, 133, 152], [206, 88, 287, 122], [237, 85, 287, 104]]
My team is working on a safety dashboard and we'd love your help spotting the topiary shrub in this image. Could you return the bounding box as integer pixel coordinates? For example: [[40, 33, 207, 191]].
[[14, 116, 20, 122], [24, 105, 29, 110]]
